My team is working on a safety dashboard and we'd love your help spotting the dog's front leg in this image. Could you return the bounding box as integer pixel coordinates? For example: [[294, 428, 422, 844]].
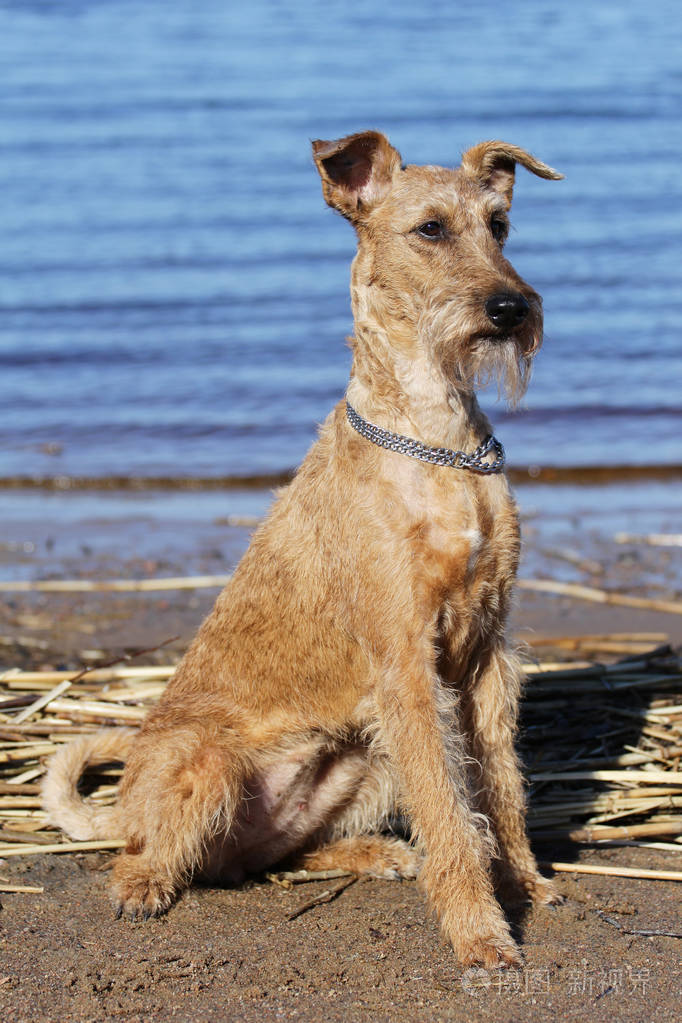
[[461, 646, 561, 907], [376, 647, 521, 968]]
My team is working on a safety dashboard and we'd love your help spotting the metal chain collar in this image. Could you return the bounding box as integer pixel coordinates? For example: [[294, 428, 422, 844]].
[[345, 402, 505, 474]]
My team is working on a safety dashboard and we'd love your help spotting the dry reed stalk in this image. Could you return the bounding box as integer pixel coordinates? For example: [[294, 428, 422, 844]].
[[517, 579, 682, 615], [568, 642, 666, 656], [0, 640, 679, 882], [0, 797, 42, 809], [6, 767, 44, 785], [0, 828, 60, 844], [13, 680, 72, 724], [43, 698, 148, 722], [0, 840, 125, 856], [531, 798, 681, 821], [532, 789, 682, 807], [542, 861, 682, 882], [530, 749, 682, 770], [1, 808, 47, 818], [286, 875, 359, 920], [0, 883, 44, 893], [525, 633, 669, 648], [94, 685, 167, 702], [0, 576, 232, 593], [266, 869, 353, 889], [525, 636, 671, 663], [0, 743, 59, 763], [2, 818, 49, 832], [524, 661, 594, 674], [214, 515, 263, 528], [1, 666, 176, 685], [0, 783, 40, 795], [550, 821, 682, 842], [614, 532, 682, 547], [539, 546, 604, 576], [530, 769, 682, 785]]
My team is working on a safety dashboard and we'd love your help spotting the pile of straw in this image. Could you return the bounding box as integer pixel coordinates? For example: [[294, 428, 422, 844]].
[[521, 636, 681, 856], [1, 634, 680, 881]]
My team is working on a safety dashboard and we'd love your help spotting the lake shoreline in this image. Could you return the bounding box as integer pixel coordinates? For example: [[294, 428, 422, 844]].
[[2, 463, 682, 491]]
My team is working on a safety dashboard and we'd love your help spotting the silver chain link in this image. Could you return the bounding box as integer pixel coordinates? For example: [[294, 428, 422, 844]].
[[345, 402, 505, 474]]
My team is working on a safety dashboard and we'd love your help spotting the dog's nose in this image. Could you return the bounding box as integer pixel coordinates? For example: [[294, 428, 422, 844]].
[[484, 292, 529, 331]]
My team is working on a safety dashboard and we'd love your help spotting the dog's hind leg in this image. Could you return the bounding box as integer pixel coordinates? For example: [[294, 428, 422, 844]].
[[299, 835, 420, 879], [111, 720, 246, 919], [292, 754, 421, 879]]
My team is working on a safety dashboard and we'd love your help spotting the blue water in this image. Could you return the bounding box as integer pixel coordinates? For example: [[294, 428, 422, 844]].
[[1, 0, 681, 480]]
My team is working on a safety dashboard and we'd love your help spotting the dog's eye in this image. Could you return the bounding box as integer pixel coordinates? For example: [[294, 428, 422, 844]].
[[490, 216, 507, 244], [416, 221, 445, 240]]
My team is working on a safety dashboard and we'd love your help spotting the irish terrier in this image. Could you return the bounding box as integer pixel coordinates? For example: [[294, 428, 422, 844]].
[[44, 131, 563, 968]]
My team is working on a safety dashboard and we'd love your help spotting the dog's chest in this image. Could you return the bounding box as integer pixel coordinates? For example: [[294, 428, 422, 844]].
[[395, 462, 519, 598]]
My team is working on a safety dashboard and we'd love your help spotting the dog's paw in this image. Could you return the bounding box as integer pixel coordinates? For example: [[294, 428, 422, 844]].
[[111, 862, 175, 921], [368, 842, 422, 881], [459, 933, 522, 970], [302, 835, 421, 880], [512, 870, 564, 907], [442, 895, 523, 970], [496, 866, 563, 908], [526, 872, 563, 906]]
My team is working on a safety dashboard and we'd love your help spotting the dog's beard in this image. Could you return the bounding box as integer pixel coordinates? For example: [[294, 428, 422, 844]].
[[457, 336, 534, 407], [419, 300, 541, 408]]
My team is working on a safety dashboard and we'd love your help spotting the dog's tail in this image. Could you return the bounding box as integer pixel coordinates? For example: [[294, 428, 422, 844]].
[[42, 727, 136, 840]]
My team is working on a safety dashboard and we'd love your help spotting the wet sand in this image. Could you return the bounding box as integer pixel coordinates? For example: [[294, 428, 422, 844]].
[[1, 488, 681, 1022]]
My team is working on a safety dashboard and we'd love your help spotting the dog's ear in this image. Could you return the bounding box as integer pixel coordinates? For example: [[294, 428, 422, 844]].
[[461, 141, 563, 209], [312, 131, 402, 223]]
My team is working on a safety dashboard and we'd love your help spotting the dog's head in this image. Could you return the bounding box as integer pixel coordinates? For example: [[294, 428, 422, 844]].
[[312, 132, 562, 405]]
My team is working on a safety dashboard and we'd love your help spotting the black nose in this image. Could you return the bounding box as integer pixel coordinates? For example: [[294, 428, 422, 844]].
[[484, 292, 529, 332]]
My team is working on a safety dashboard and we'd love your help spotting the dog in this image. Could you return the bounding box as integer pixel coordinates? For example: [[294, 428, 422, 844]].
[[44, 130, 563, 969]]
